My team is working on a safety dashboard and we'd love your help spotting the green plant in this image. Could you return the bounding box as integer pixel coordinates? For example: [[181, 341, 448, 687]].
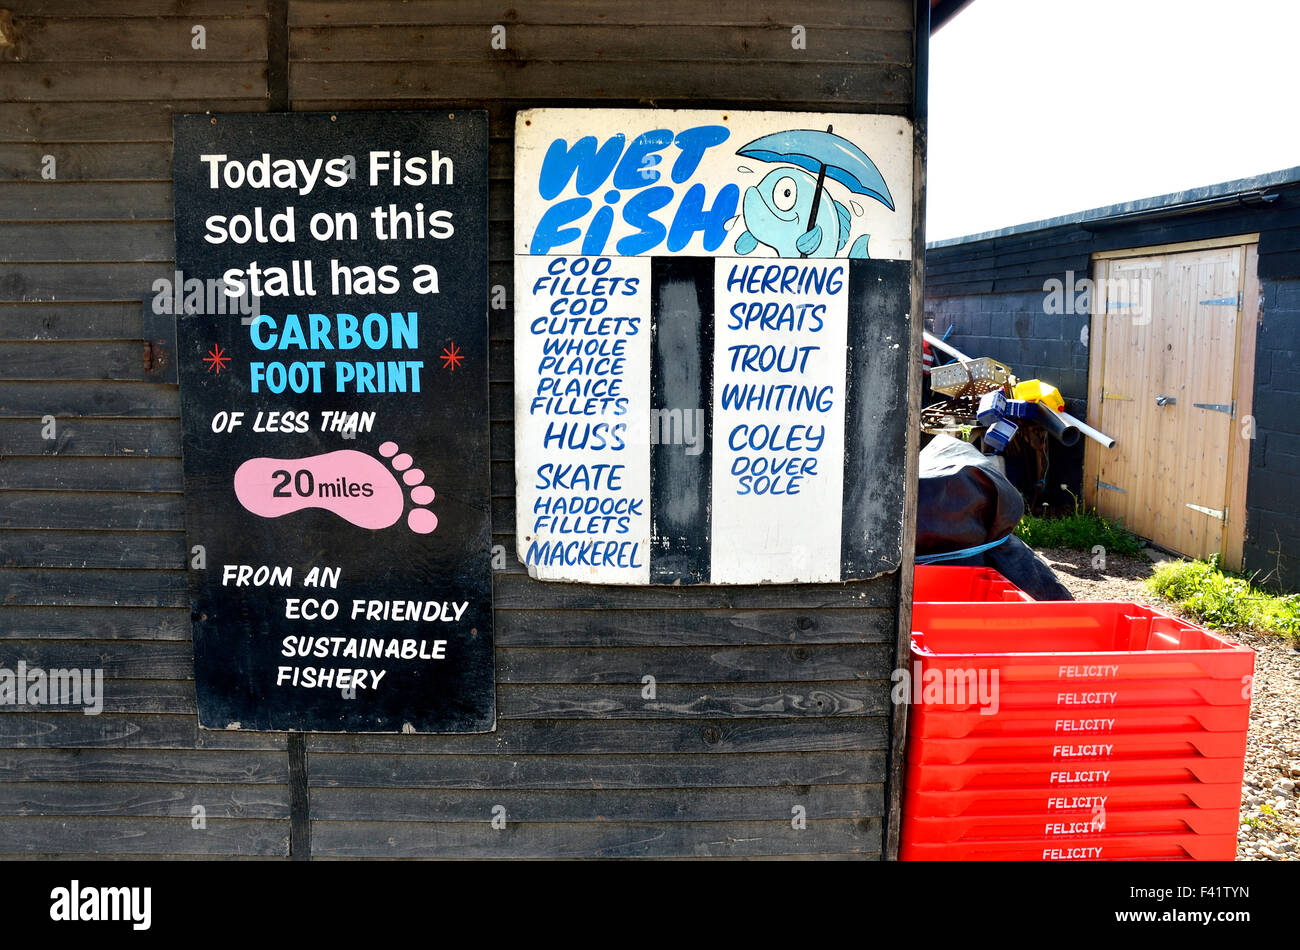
[[1146, 556, 1300, 641], [1014, 494, 1145, 558]]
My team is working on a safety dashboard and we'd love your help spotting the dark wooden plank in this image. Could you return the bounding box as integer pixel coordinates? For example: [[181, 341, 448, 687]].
[[306, 716, 886, 755], [0, 491, 182, 530], [11, 17, 268, 62], [0, 606, 188, 640], [0, 817, 287, 856], [310, 750, 885, 789], [0, 184, 171, 220], [312, 784, 880, 822], [493, 573, 895, 609], [489, 419, 510, 457], [0, 222, 173, 262], [293, 97, 910, 125], [0, 529, 185, 568], [0, 263, 172, 303], [0, 456, 182, 491], [0, 639, 191, 678], [0, 748, 288, 783], [497, 645, 894, 683], [0, 679, 194, 714], [0, 342, 149, 380], [291, 25, 910, 64], [0, 418, 181, 456], [0, 782, 287, 818], [0, 457, 183, 493], [310, 817, 878, 858], [494, 607, 892, 647], [0, 303, 147, 340], [0, 712, 286, 749], [0, 567, 187, 606], [497, 682, 888, 719], [0, 99, 268, 143], [0, 63, 267, 101], [0, 144, 172, 181], [15, 1, 267, 14], [289, 1, 911, 28], [0, 382, 180, 418], [292, 61, 908, 104]]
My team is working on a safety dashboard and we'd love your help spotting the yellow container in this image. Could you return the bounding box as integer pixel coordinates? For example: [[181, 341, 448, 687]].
[[1013, 379, 1065, 412]]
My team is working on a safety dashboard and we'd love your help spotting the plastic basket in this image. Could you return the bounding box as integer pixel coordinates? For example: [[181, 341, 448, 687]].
[[905, 754, 1248, 792], [910, 601, 1255, 683], [903, 806, 1240, 843], [905, 728, 1248, 765], [912, 565, 1032, 603], [900, 832, 1238, 861], [903, 780, 1245, 818], [908, 702, 1251, 738]]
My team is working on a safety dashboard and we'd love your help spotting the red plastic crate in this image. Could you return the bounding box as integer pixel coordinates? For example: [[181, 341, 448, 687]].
[[913, 565, 1032, 603], [910, 602, 1255, 684], [905, 753, 1248, 792], [908, 702, 1250, 738], [900, 832, 1239, 861], [905, 728, 1248, 765], [903, 780, 1245, 818], [903, 805, 1240, 843], [903, 675, 1252, 711]]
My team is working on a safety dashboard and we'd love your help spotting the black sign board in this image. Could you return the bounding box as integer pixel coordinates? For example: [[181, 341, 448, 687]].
[[172, 111, 494, 732]]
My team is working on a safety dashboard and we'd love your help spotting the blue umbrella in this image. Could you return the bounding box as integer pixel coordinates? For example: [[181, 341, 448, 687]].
[[737, 125, 895, 258]]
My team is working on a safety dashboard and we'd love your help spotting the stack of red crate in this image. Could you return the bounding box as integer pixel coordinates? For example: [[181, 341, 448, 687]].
[[903, 576, 1254, 861]]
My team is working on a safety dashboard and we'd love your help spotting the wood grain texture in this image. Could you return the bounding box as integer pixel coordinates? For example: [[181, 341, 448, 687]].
[[288, 1, 910, 28], [310, 751, 885, 789], [310, 818, 879, 858], [0, 817, 287, 856], [306, 717, 886, 755], [291, 25, 910, 64], [291, 61, 908, 105], [311, 784, 881, 822], [9, 17, 268, 63]]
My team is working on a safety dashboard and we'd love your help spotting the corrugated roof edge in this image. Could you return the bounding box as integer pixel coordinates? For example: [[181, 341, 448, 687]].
[[927, 165, 1300, 249]]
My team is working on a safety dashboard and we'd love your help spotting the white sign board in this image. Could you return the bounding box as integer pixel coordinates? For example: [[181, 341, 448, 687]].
[[515, 109, 914, 585]]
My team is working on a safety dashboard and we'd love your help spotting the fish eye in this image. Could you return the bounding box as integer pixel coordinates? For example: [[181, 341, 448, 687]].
[[772, 176, 797, 212]]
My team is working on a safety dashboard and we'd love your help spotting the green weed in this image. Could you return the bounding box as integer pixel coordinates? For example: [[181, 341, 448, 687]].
[[1014, 500, 1145, 558], [1146, 556, 1300, 642]]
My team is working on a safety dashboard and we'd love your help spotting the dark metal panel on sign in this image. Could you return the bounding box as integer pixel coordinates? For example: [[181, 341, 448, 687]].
[[172, 110, 494, 733]]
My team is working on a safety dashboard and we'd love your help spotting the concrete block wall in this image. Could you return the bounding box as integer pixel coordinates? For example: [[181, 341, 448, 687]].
[[923, 290, 1092, 405], [1243, 278, 1300, 590]]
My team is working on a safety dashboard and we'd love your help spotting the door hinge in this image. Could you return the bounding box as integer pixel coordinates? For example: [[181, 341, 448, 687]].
[[1096, 478, 1127, 495], [1186, 502, 1227, 523], [1100, 387, 1132, 402], [1192, 400, 1235, 416], [1198, 292, 1242, 308]]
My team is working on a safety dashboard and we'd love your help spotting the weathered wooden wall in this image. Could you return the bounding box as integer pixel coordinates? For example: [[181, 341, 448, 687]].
[[0, 0, 918, 858]]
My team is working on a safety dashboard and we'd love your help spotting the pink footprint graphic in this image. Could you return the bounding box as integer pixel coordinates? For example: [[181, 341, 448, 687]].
[[234, 445, 437, 534]]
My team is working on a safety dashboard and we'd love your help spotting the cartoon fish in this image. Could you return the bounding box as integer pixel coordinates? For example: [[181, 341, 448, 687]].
[[734, 167, 871, 259]]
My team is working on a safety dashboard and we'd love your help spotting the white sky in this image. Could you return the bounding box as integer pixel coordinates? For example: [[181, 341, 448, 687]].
[[927, 0, 1300, 242]]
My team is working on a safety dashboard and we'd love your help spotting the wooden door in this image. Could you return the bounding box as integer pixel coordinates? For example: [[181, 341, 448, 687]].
[[1086, 242, 1254, 563]]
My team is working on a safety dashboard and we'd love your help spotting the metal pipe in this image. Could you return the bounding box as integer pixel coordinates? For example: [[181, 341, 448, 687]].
[[1059, 410, 1116, 449], [922, 330, 970, 362], [1030, 402, 1080, 447]]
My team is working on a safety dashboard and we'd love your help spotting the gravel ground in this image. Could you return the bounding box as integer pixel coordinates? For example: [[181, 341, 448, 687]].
[[1036, 547, 1300, 862]]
